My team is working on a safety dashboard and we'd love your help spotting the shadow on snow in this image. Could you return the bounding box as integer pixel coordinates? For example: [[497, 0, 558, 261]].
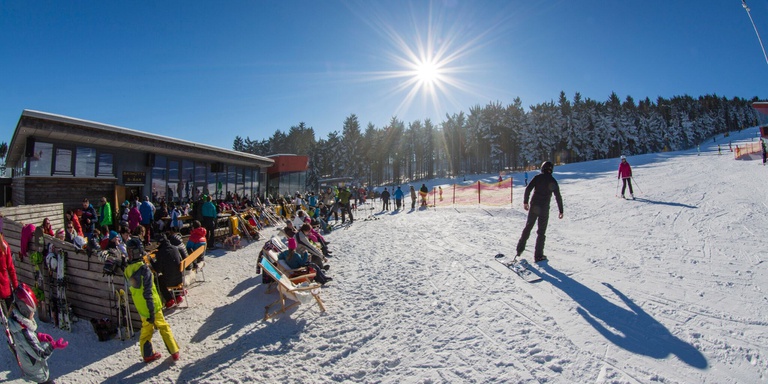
[[528, 263, 708, 369]]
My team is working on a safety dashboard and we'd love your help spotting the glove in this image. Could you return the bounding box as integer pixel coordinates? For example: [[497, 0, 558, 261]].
[[51, 338, 68, 349], [37, 333, 53, 343]]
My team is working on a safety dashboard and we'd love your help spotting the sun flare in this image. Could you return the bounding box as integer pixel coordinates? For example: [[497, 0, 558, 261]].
[[356, 2, 501, 121], [414, 59, 442, 85]]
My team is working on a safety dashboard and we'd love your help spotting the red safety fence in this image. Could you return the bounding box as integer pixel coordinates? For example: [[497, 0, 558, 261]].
[[733, 142, 764, 160], [426, 178, 513, 207]]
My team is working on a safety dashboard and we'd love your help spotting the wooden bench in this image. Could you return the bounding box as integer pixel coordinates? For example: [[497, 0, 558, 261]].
[[167, 244, 206, 308]]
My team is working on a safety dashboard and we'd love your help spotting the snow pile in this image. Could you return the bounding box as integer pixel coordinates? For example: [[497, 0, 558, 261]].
[[1, 129, 767, 383]]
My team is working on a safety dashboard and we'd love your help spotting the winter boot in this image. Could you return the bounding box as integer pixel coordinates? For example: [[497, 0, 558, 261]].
[[534, 255, 548, 263], [144, 352, 162, 363]]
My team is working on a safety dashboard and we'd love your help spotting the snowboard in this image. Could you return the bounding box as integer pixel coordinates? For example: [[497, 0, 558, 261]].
[[494, 254, 542, 283]]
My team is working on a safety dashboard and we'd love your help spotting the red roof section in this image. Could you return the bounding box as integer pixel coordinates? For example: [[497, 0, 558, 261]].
[[266, 155, 308, 174]]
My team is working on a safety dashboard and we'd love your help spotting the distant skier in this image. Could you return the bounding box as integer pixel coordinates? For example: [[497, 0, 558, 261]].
[[393, 186, 404, 210], [515, 161, 563, 263], [618, 155, 634, 199], [380, 188, 391, 211]]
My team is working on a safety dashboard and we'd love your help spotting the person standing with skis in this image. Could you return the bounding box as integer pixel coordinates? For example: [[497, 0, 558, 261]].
[[618, 155, 634, 199], [515, 161, 563, 263]]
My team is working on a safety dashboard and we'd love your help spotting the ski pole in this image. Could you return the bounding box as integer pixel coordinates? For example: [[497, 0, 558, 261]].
[[615, 178, 620, 197], [631, 176, 644, 194]]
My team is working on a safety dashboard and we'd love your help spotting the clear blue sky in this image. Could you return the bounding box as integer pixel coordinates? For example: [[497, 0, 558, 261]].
[[2, 1, 767, 150]]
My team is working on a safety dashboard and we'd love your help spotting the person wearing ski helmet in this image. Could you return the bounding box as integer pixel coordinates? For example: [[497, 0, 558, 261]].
[[7, 283, 68, 384], [618, 155, 634, 199], [123, 231, 180, 363], [515, 161, 564, 262]]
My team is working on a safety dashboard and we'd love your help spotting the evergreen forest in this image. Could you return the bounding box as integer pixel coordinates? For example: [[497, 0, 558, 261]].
[[232, 92, 759, 190]]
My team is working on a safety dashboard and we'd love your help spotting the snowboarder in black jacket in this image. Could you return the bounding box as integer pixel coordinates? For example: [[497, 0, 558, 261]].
[[516, 161, 563, 262]]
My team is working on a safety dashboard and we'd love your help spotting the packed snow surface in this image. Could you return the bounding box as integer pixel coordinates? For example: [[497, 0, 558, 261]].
[[2, 129, 767, 383]]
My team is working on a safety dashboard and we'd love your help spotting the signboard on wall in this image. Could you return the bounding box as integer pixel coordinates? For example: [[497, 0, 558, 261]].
[[123, 171, 146, 185]]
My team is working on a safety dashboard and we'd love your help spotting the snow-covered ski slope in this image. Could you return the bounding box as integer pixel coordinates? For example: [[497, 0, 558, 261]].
[[1, 128, 766, 383]]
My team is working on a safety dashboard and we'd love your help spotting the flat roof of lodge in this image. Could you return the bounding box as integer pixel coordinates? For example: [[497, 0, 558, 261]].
[[6, 110, 273, 169]]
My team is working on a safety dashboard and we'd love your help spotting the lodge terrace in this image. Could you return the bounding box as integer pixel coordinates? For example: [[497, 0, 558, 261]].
[[4, 110, 274, 209]]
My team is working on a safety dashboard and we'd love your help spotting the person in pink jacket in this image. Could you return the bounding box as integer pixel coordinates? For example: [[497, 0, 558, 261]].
[[0, 232, 19, 310], [618, 155, 634, 199], [128, 203, 142, 232]]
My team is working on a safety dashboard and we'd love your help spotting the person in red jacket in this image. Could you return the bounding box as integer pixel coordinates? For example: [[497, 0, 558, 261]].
[[0, 232, 19, 311], [618, 155, 634, 199]]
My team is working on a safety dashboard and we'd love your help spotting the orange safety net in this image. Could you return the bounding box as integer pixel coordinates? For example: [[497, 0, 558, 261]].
[[428, 178, 513, 207]]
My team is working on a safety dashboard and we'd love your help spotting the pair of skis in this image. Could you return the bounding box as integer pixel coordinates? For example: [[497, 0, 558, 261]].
[[55, 251, 71, 330], [115, 288, 132, 340], [108, 276, 133, 340], [494, 254, 543, 283], [46, 248, 73, 331]]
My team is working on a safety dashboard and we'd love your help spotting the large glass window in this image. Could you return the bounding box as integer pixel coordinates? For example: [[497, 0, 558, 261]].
[[168, 159, 180, 203], [255, 170, 263, 200], [182, 160, 194, 201], [244, 169, 252, 200], [97, 153, 114, 177], [28, 142, 53, 176], [54, 148, 72, 175], [207, 165, 220, 200], [76, 147, 96, 177], [195, 162, 207, 198], [151, 155, 167, 202], [227, 166, 237, 199]]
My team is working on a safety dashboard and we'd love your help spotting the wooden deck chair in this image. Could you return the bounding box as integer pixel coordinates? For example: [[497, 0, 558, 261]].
[[259, 257, 326, 320], [169, 244, 207, 308], [263, 249, 316, 284]]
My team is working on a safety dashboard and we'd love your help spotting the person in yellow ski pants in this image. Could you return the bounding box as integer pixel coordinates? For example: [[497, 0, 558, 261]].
[[124, 233, 180, 363]]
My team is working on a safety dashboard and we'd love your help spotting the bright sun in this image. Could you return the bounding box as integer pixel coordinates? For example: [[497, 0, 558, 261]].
[[415, 60, 441, 85]]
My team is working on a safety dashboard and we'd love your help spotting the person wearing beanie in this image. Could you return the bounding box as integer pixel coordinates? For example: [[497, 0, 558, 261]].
[[515, 161, 564, 263], [123, 228, 180, 363]]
